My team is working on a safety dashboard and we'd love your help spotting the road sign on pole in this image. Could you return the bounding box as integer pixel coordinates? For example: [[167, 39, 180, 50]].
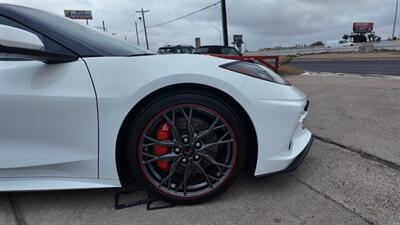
[[195, 37, 201, 48], [233, 34, 243, 52], [64, 10, 93, 20]]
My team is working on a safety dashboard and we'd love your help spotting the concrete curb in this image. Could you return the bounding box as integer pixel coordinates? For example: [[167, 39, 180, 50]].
[[301, 71, 400, 79]]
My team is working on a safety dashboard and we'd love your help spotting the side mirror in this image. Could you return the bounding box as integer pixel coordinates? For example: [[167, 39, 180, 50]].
[[0, 25, 78, 64], [0, 25, 44, 51]]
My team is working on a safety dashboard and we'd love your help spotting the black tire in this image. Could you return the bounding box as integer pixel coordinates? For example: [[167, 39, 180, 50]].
[[125, 91, 247, 205]]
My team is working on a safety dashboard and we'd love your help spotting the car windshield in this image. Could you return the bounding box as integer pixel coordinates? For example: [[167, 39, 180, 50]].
[[13, 5, 150, 57], [221, 47, 240, 55], [195, 46, 240, 55], [158, 47, 193, 54], [158, 47, 181, 54], [195, 47, 211, 54]]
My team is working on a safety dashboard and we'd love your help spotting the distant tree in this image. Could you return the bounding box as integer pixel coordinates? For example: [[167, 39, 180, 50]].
[[342, 34, 349, 40], [353, 34, 367, 43], [310, 41, 324, 47], [367, 34, 376, 42]]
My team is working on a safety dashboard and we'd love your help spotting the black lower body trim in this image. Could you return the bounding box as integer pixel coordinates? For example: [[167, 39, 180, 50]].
[[255, 136, 313, 179]]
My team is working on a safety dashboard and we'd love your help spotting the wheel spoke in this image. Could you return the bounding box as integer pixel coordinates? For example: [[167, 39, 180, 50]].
[[188, 108, 195, 140], [182, 160, 192, 196], [207, 174, 220, 182], [219, 131, 230, 141], [142, 143, 155, 148], [142, 152, 179, 164], [162, 112, 183, 145], [158, 157, 182, 189], [196, 117, 219, 140], [192, 161, 213, 188], [198, 153, 231, 175], [142, 152, 156, 158], [197, 129, 233, 153], [214, 124, 226, 130], [197, 139, 233, 154], [180, 108, 196, 140], [144, 135, 178, 147]]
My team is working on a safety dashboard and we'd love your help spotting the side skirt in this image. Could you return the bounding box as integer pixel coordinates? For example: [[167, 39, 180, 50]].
[[0, 178, 121, 192]]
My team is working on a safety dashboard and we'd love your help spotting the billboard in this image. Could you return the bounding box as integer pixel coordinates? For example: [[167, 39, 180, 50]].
[[353, 22, 374, 33], [64, 10, 93, 20]]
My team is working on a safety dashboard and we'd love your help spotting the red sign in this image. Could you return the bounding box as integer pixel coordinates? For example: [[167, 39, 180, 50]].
[[353, 22, 374, 33]]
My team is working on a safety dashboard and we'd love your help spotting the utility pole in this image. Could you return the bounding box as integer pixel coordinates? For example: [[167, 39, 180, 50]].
[[135, 21, 140, 46], [102, 20, 106, 32], [221, 0, 229, 47], [136, 8, 150, 50], [393, 0, 399, 39]]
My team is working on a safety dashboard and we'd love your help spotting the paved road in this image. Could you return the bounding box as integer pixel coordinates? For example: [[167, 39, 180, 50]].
[[247, 40, 400, 56], [1, 75, 399, 225], [291, 60, 400, 76]]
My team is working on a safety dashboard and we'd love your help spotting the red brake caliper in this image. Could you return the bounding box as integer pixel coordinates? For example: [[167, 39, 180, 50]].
[[154, 122, 170, 172]]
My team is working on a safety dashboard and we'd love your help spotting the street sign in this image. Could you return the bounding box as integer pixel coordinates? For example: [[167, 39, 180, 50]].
[[64, 10, 93, 20], [233, 35, 243, 44], [195, 37, 201, 48], [233, 34, 243, 53]]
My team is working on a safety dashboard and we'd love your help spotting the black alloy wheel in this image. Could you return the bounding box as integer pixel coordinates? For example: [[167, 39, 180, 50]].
[[126, 91, 246, 204]]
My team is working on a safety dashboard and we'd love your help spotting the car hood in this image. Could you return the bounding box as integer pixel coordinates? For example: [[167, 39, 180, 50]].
[[131, 53, 234, 69]]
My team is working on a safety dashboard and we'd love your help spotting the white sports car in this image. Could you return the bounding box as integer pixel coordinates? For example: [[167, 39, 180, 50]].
[[0, 4, 312, 204]]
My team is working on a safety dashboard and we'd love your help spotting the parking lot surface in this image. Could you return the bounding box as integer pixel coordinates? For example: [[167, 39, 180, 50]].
[[1, 74, 399, 225]]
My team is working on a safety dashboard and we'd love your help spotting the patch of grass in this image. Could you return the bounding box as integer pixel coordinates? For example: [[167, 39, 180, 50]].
[[280, 55, 295, 65], [279, 64, 304, 76]]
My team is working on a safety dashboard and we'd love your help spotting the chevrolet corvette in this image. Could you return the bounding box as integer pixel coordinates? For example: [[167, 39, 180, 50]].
[[0, 4, 312, 204]]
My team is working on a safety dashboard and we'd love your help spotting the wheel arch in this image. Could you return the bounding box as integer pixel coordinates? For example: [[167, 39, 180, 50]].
[[115, 83, 258, 186]]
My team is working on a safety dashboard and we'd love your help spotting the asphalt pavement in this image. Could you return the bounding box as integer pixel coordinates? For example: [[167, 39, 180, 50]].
[[291, 60, 400, 76], [1, 74, 399, 225]]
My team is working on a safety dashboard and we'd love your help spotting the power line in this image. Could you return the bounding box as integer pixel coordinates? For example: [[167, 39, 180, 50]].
[[125, 1, 222, 45], [147, 1, 221, 29]]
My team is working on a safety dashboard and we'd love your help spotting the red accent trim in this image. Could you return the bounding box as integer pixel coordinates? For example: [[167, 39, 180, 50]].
[[209, 54, 280, 73]]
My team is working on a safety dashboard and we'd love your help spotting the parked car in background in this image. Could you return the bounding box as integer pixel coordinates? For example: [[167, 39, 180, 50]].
[[157, 45, 195, 54], [326, 39, 354, 48], [194, 45, 242, 56]]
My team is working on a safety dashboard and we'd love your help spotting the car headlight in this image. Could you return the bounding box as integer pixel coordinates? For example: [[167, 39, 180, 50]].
[[220, 61, 290, 85]]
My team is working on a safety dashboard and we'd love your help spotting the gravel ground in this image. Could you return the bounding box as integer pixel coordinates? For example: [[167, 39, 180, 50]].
[[291, 74, 400, 165]]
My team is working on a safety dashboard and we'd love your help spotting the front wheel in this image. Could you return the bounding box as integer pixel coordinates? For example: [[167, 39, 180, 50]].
[[126, 92, 247, 204]]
